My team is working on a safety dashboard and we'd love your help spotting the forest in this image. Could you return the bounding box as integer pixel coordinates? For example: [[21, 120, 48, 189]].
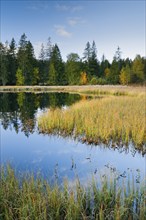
[[0, 33, 145, 86]]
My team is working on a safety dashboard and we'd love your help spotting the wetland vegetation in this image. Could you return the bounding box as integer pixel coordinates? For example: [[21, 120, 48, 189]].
[[38, 92, 146, 152], [0, 87, 145, 219], [0, 165, 145, 220]]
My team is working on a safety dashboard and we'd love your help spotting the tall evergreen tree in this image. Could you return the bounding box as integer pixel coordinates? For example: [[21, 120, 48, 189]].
[[100, 54, 110, 77], [39, 43, 45, 61], [45, 37, 52, 60], [83, 41, 99, 78], [89, 41, 99, 77], [39, 43, 47, 84], [48, 63, 57, 85], [25, 41, 35, 84], [108, 46, 122, 84], [65, 53, 81, 85], [17, 34, 35, 85], [49, 44, 66, 85], [0, 42, 9, 85], [7, 38, 17, 85], [83, 41, 91, 62], [17, 33, 28, 80]]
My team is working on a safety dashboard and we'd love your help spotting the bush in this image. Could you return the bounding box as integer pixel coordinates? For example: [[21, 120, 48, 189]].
[[90, 77, 107, 85], [90, 77, 98, 85]]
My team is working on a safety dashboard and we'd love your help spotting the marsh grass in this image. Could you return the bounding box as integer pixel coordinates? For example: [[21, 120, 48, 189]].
[[0, 85, 145, 96], [38, 96, 146, 151], [0, 165, 145, 220]]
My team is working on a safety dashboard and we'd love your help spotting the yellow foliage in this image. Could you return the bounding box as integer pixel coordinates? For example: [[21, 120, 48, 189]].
[[104, 68, 110, 78], [80, 72, 88, 85]]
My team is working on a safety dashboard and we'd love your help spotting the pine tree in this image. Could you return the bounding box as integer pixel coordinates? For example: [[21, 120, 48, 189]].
[[100, 54, 110, 77], [17, 33, 28, 81], [0, 42, 9, 85], [83, 41, 91, 62], [45, 37, 52, 60], [49, 44, 66, 85], [32, 67, 39, 85], [39, 43, 45, 61], [89, 41, 99, 77], [17, 34, 35, 85], [7, 38, 17, 85], [65, 53, 81, 85]]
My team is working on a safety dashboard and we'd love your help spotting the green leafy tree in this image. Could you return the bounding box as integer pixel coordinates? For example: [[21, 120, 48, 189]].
[[16, 68, 24, 85], [32, 67, 40, 85], [48, 63, 57, 85], [131, 55, 144, 83], [119, 65, 131, 85]]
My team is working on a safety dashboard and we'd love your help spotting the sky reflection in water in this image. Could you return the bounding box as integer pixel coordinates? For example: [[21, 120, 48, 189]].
[[0, 92, 145, 184]]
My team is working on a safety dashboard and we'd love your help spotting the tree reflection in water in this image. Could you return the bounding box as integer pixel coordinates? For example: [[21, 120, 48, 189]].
[[0, 92, 81, 137]]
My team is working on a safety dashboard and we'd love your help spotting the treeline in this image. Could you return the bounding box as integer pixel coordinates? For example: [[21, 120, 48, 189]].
[[0, 33, 145, 86]]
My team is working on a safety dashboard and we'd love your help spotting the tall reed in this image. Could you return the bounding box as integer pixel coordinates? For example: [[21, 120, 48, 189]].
[[0, 165, 145, 219], [38, 96, 146, 151]]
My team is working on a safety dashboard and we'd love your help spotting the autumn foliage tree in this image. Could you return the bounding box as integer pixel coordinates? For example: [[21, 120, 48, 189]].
[[80, 72, 88, 85]]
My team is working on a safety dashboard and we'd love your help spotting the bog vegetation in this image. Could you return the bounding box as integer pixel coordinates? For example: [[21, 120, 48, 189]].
[[0, 165, 145, 220], [0, 33, 145, 86], [38, 94, 146, 152]]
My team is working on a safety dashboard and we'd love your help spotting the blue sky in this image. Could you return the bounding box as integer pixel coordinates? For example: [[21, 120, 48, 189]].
[[1, 0, 145, 61]]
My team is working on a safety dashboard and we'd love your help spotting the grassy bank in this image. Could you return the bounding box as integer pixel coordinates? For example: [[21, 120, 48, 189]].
[[38, 96, 146, 151], [0, 85, 145, 96], [0, 166, 145, 220]]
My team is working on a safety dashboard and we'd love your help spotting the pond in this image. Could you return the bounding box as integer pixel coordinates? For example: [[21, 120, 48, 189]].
[[0, 92, 145, 184]]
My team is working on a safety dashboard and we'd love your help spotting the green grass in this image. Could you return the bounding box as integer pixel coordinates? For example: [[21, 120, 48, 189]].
[[38, 95, 146, 151], [0, 165, 145, 220]]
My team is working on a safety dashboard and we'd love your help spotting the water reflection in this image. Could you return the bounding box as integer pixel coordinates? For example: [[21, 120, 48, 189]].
[[0, 92, 145, 184], [0, 92, 81, 136], [1, 127, 145, 184]]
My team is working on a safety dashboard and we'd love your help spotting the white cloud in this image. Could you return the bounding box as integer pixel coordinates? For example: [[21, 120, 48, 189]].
[[55, 25, 72, 37], [55, 4, 83, 13], [27, 2, 49, 11], [72, 6, 83, 12], [56, 4, 70, 11], [67, 17, 86, 26]]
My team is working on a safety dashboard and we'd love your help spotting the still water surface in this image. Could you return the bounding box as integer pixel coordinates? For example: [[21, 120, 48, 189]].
[[0, 93, 145, 183]]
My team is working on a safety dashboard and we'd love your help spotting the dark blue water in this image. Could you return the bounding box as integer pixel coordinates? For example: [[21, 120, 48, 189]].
[[0, 92, 145, 184]]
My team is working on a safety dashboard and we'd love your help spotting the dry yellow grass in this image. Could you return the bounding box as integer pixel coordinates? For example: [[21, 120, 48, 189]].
[[0, 85, 145, 96], [38, 95, 146, 151]]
